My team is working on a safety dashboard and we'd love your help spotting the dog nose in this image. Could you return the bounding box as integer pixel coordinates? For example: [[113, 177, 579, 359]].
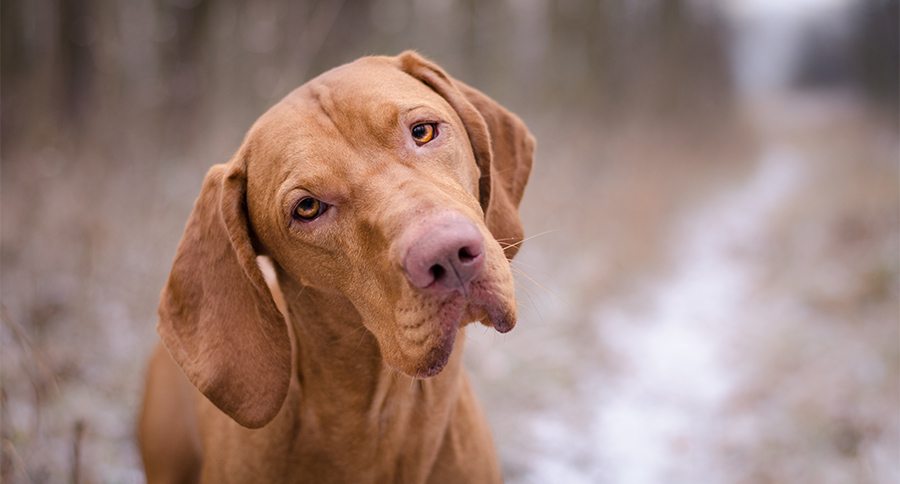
[[403, 215, 485, 293]]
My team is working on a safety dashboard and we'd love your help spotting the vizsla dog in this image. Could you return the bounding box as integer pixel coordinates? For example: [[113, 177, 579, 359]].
[[137, 51, 534, 483]]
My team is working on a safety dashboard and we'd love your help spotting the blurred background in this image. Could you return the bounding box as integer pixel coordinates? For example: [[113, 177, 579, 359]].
[[1, 0, 897, 482]]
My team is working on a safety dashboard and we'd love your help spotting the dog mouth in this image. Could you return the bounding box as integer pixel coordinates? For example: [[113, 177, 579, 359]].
[[392, 277, 516, 379]]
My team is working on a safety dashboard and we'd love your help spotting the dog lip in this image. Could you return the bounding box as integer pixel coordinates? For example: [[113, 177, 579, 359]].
[[476, 302, 516, 333], [467, 279, 516, 333], [490, 312, 516, 333]]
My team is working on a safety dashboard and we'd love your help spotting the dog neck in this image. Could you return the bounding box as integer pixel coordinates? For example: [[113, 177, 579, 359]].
[[275, 269, 467, 440]]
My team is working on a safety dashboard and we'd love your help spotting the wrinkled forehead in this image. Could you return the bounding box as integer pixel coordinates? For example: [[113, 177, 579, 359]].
[[248, 58, 455, 170], [300, 58, 452, 133]]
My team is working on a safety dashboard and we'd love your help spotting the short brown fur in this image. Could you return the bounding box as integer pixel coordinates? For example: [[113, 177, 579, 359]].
[[138, 51, 534, 483]]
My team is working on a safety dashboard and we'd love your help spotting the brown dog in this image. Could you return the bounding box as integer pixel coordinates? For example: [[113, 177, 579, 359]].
[[137, 51, 534, 483]]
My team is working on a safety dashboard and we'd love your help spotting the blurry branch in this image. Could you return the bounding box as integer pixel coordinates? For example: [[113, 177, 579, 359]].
[[1, 438, 34, 483], [257, 0, 348, 99], [794, 0, 899, 117], [70, 420, 85, 484], [851, 0, 898, 114], [0, 306, 61, 437], [1, 390, 12, 482], [294, 0, 347, 82], [58, 0, 95, 121]]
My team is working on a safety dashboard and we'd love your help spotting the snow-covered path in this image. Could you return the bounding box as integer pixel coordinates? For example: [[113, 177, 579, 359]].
[[588, 149, 805, 483]]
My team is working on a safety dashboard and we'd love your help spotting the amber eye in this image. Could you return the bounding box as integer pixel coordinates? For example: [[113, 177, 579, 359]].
[[293, 197, 327, 221], [410, 123, 437, 145]]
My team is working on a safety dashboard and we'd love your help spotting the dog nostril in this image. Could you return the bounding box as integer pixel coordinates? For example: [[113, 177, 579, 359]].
[[458, 246, 476, 263], [429, 264, 446, 282]]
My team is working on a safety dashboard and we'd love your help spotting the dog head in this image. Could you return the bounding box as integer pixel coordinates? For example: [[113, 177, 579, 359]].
[[157, 51, 534, 428]]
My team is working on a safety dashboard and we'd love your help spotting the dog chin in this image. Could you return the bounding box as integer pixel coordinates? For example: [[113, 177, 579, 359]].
[[416, 331, 458, 378], [386, 325, 457, 379]]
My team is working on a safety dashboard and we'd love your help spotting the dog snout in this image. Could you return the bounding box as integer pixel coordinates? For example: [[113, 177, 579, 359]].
[[402, 214, 485, 293]]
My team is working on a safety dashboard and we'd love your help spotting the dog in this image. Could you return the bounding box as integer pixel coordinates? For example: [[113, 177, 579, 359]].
[[138, 51, 534, 483]]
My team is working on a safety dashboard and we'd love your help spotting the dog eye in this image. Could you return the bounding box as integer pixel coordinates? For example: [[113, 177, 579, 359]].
[[410, 123, 437, 145], [292, 197, 328, 221]]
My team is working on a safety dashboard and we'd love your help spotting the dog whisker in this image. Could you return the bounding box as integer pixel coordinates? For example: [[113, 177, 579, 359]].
[[496, 229, 559, 250], [510, 265, 555, 298]]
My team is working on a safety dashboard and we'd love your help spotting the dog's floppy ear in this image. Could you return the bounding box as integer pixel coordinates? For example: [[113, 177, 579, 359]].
[[395, 50, 535, 259], [157, 152, 291, 429]]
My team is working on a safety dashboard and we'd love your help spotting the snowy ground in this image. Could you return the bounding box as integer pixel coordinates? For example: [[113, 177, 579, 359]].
[[591, 147, 804, 483]]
